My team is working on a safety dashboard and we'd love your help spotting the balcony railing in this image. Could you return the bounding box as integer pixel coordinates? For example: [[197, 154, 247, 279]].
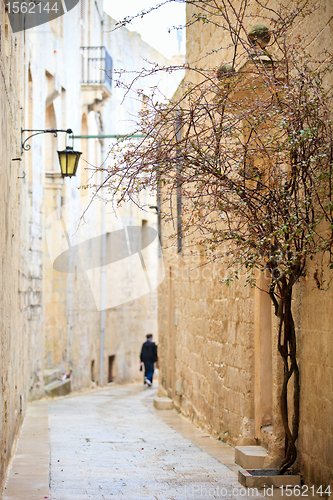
[[80, 46, 113, 91]]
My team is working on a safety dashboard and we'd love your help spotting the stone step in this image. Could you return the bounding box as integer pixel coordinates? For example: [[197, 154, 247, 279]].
[[45, 379, 71, 398], [153, 397, 173, 410], [44, 368, 61, 386], [238, 467, 301, 488], [235, 445, 268, 469]]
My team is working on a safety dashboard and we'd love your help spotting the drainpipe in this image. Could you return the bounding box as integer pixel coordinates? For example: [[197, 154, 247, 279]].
[[97, 0, 106, 386], [97, 114, 107, 386], [99, 164, 107, 386], [94, 0, 103, 24]]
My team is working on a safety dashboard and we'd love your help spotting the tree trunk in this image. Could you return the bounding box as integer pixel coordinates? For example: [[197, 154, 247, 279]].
[[271, 280, 300, 474]]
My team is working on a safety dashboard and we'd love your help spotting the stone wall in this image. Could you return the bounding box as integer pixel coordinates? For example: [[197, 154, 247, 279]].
[[289, 2, 333, 486], [0, 10, 24, 490], [96, 14, 181, 385], [24, 2, 96, 392], [30, 5, 179, 391], [0, 4, 46, 490], [295, 264, 333, 489], [158, 0, 333, 490], [158, 252, 257, 446]]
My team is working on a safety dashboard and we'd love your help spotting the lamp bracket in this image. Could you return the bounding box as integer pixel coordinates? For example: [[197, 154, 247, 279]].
[[21, 128, 73, 153]]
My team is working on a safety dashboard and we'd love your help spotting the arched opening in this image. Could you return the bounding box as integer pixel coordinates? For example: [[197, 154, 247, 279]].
[[45, 103, 58, 172]]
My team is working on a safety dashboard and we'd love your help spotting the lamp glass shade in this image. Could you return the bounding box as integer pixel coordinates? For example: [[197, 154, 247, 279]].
[[57, 146, 82, 177]]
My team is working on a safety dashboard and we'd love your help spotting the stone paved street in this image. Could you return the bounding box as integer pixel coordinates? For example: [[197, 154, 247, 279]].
[[2, 384, 263, 500]]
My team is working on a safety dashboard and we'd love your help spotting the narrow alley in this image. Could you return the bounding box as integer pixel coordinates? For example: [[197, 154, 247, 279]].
[[1, 384, 259, 500]]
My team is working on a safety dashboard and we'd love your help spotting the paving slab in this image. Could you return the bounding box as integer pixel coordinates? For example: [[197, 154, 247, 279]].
[[1, 401, 50, 500], [1, 384, 304, 500], [48, 385, 256, 499]]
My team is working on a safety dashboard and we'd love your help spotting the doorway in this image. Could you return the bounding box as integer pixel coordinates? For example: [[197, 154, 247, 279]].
[[108, 355, 115, 383], [91, 360, 95, 382], [254, 274, 273, 438]]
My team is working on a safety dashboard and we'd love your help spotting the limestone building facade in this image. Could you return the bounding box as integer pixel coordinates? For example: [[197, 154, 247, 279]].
[[0, 0, 180, 491], [0, 6, 31, 490], [158, 0, 333, 489]]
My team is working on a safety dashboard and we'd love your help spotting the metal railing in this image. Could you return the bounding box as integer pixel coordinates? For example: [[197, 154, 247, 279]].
[[80, 46, 113, 91]]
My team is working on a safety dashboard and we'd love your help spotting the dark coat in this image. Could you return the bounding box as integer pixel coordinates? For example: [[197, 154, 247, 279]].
[[140, 341, 158, 363]]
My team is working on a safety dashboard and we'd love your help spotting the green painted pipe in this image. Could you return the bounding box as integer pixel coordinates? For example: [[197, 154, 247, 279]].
[[69, 134, 147, 139]]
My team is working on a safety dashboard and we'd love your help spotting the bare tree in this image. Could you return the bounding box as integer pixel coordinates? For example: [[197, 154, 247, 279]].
[[92, 0, 333, 472]]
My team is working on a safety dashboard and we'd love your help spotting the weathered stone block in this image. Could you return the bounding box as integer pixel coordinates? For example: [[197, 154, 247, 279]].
[[45, 379, 71, 398], [153, 397, 173, 410], [235, 446, 268, 469], [43, 368, 61, 386]]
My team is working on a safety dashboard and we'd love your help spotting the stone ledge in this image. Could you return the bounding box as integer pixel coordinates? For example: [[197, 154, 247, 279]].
[[238, 468, 301, 488], [153, 397, 173, 410], [235, 445, 268, 469], [44, 368, 61, 386], [45, 379, 71, 397]]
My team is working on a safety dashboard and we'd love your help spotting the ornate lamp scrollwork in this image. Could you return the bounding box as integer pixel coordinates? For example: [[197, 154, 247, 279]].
[[21, 128, 73, 152], [20, 128, 81, 178]]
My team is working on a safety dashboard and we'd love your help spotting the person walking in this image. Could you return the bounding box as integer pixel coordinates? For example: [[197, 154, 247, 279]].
[[140, 334, 158, 386]]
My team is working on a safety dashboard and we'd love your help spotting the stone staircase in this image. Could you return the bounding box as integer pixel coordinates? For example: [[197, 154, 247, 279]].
[[44, 368, 71, 397]]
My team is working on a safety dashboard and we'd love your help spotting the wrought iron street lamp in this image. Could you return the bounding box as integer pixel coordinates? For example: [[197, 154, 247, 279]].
[[21, 128, 82, 178], [57, 146, 82, 178]]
